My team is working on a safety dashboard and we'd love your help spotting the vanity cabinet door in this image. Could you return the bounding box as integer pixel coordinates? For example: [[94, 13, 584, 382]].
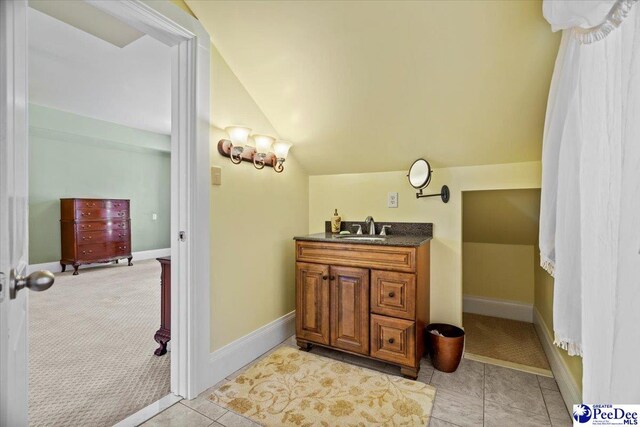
[[330, 266, 370, 355], [296, 262, 330, 345]]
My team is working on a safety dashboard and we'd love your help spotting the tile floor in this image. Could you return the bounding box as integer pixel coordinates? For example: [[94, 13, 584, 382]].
[[141, 336, 572, 427]]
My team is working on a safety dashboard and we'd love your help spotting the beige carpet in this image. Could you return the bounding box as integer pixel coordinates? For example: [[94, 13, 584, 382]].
[[29, 259, 170, 427], [463, 313, 551, 374], [210, 346, 436, 426]]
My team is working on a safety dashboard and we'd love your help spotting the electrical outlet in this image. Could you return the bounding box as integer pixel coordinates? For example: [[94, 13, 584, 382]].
[[152, 213, 157, 221], [387, 192, 398, 208]]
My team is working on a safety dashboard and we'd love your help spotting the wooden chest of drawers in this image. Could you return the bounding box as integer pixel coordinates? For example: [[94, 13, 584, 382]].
[[60, 198, 132, 275], [295, 240, 430, 379]]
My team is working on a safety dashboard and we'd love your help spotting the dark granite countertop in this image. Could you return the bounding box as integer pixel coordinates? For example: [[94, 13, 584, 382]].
[[294, 221, 433, 247], [294, 232, 431, 247]]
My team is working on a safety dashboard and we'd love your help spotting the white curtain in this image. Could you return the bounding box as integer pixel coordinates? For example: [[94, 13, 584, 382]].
[[540, 0, 640, 403]]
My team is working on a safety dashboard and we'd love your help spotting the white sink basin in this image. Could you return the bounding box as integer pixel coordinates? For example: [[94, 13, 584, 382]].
[[333, 235, 386, 242]]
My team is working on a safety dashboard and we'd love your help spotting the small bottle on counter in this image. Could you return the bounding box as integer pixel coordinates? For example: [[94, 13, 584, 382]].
[[331, 209, 342, 233]]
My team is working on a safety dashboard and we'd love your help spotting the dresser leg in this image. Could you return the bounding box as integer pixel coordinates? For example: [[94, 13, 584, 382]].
[[400, 366, 419, 380], [127, 257, 133, 266], [114, 259, 119, 264], [60, 262, 66, 273], [154, 330, 170, 356], [72, 264, 80, 275]]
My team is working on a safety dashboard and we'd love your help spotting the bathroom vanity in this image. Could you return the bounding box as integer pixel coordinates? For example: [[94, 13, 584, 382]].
[[293, 222, 431, 379]]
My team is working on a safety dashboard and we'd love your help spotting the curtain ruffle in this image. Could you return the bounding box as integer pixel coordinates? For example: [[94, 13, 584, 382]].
[[554, 333, 584, 357], [573, 0, 638, 43]]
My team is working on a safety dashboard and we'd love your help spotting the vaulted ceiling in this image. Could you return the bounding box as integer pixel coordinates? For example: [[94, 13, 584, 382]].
[[29, 5, 171, 135], [186, 0, 560, 175]]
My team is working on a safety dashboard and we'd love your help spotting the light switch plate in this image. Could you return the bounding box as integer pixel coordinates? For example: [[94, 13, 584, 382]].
[[152, 213, 157, 221], [387, 192, 398, 208], [211, 166, 222, 186]]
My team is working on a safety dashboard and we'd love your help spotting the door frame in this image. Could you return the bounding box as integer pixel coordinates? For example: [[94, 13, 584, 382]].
[[1, 1, 211, 423]]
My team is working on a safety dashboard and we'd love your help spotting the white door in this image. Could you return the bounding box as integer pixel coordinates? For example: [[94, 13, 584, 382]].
[[1, 1, 54, 426]]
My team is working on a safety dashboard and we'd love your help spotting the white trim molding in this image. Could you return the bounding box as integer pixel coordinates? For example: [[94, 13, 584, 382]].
[[28, 248, 171, 274], [533, 308, 582, 413], [88, 0, 211, 400], [113, 393, 182, 427], [207, 311, 296, 387], [463, 294, 533, 323]]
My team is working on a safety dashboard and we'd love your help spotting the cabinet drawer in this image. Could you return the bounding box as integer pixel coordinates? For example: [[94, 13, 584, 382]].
[[371, 270, 416, 320], [296, 241, 416, 273], [370, 314, 416, 367], [78, 229, 129, 245], [75, 208, 129, 220]]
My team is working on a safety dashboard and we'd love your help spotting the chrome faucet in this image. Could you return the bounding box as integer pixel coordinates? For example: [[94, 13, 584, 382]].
[[365, 216, 376, 235]]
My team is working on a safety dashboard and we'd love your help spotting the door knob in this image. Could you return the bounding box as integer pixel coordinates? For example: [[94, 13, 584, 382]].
[[9, 269, 55, 299]]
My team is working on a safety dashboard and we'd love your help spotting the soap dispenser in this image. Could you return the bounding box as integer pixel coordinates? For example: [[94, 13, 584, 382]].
[[331, 209, 342, 233]]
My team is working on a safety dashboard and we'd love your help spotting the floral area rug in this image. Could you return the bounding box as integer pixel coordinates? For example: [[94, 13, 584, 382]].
[[209, 346, 436, 426]]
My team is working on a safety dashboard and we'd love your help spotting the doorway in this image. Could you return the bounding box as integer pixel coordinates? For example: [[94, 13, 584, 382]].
[[27, 3, 173, 424], [0, 1, 211, 425], [461, 189, 551, 376]]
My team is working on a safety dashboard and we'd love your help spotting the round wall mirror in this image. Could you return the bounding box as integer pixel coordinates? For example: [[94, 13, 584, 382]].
[[408, 159, 432, 189]]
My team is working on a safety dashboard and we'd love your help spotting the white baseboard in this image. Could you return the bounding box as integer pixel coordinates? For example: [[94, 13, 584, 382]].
[[206, 311, 295, 388], [27, 248, 171, 274], [463, 294, 533, 322], [533, 308, 582, 413]]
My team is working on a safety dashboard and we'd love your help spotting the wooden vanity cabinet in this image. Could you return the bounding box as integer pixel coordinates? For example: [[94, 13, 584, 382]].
[[295, 240, 430, 379]]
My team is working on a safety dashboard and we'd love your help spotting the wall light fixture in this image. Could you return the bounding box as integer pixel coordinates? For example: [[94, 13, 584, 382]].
[[217, 128, 292, 173]]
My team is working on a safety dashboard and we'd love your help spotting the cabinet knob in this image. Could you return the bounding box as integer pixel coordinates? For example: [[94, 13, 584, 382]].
[[388, 291, 395, 298], [322, 275, 328, 280], [388, 338, 395, 344], [330, 276, 335, 281]]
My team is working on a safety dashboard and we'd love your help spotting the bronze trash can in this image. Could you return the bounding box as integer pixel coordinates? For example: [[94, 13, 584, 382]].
[[427, 323, 465, 373]]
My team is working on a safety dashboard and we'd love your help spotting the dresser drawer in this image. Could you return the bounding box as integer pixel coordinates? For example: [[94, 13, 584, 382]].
[[74, 199, 105, 209], [296, 241, 416, 273], [78, 229, 129, 245], [370, 314, 416, 367], [75, 208, 129, 220], [371, 270, 416, 320], [77, 242, 131, 261], [104, 200, 129, 210], [76, 220, 129, 232]]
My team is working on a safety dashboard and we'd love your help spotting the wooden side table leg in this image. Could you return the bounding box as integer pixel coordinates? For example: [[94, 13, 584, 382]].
[[60, 262, 66, 273], [72, 264, 80, 275], [128, 257, 133, 266]]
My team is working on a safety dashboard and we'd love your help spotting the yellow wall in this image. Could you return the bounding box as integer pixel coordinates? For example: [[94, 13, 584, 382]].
[[208, 47, 309, 351], [169, 0, 309, 351], [309, 161, 541, 326], [463, 189, 541, 245], [463, 242, 535, 304], [534, 251, 583, 393]]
